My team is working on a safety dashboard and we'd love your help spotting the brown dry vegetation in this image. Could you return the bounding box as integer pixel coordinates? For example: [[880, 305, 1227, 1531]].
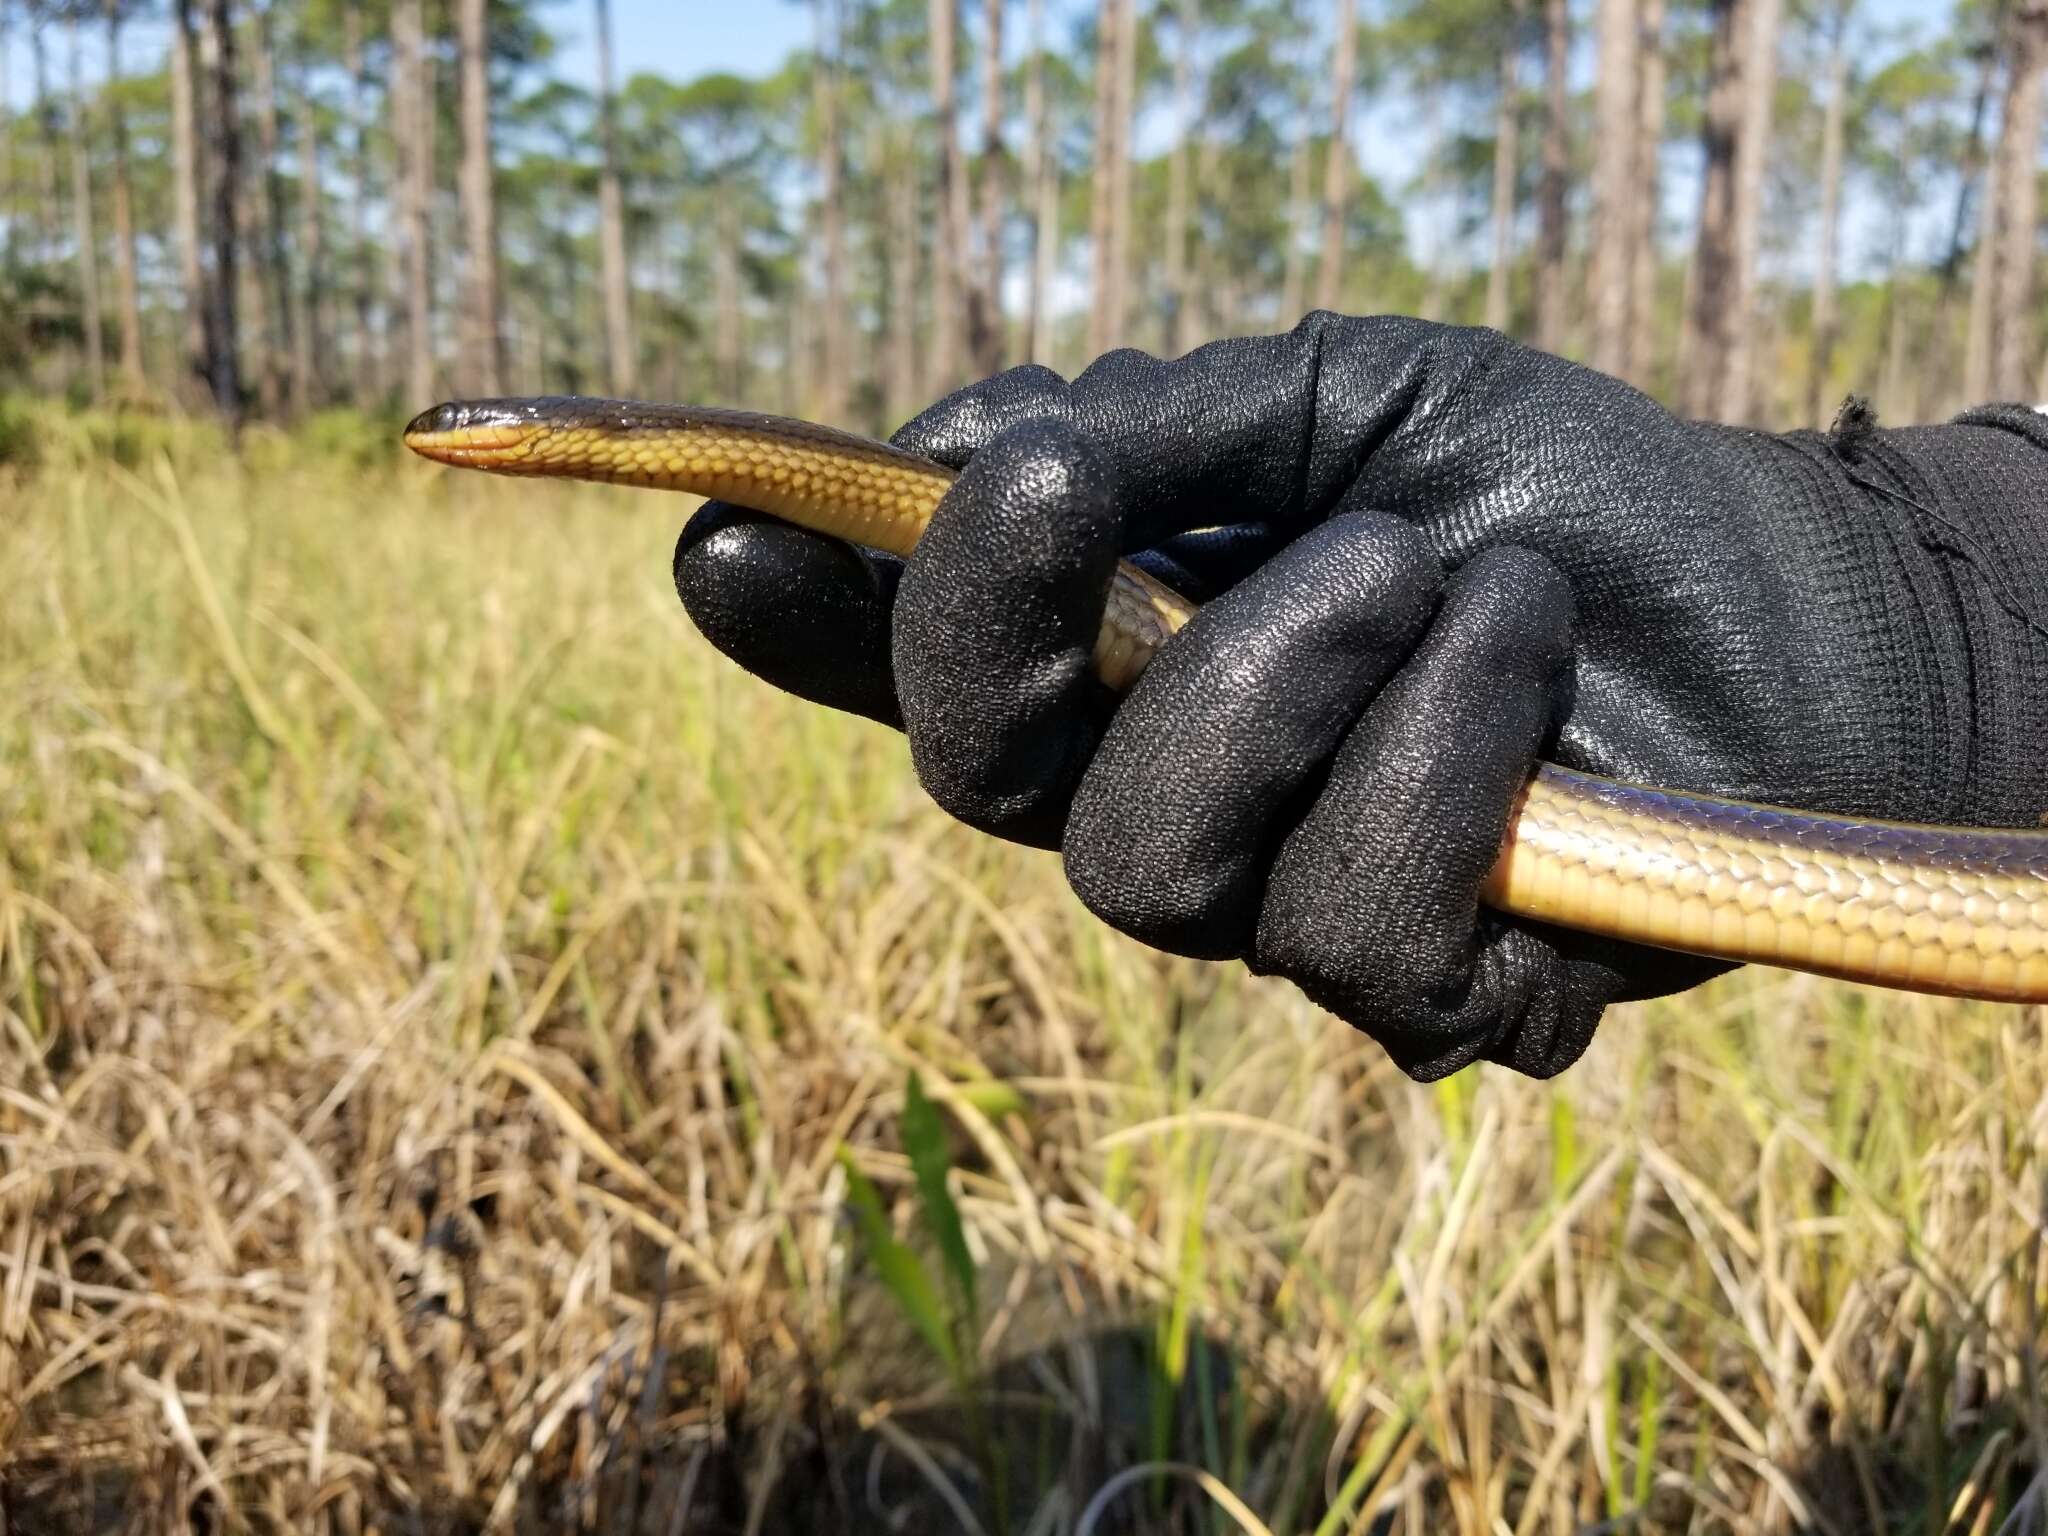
[[2, 408, 2047, 1533]]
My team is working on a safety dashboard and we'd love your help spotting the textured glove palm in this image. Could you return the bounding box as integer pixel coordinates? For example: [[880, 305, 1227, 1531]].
[[674, 314, 2048, 1078]]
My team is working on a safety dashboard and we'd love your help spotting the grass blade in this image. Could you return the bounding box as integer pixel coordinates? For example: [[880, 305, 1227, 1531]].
[[905, 1072, 977, 1324], [839, 1147, 957, 1375]]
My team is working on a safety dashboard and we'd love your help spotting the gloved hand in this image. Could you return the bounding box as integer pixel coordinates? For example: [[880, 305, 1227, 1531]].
[[673, 313, 2048, 1079]]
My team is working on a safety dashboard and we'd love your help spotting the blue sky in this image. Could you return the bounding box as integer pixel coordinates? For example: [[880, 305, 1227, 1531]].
[[6, 0, 1956, 119], [537, 0, 1951, 100], [547, 0, 1953, 143], [549, 0, 814, 83]]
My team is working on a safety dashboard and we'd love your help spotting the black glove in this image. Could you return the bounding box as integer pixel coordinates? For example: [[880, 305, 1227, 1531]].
[[673, 314, 2048, 1079]]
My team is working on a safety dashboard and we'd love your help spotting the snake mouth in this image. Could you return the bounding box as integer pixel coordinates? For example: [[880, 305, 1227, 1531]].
[[402, 402, 552, 467]]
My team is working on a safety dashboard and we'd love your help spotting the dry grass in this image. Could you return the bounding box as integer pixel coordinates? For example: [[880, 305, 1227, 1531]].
[[2, 405, 2046, 1534]]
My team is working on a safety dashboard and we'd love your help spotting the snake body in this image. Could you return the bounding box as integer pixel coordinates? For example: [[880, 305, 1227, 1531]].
[[403, 396, 2048, 1003]]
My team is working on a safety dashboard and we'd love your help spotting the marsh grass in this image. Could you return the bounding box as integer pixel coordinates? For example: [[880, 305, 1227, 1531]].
[[2, 402, 2045, 1533]]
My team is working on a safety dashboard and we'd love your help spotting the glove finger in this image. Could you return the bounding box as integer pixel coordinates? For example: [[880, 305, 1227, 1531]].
[[673, 501, 904, 729], [892, 362, 1071, 467], [892, 419, 1124, 849], [1062, 510, 1441, 960], [894, 315, 1463, 550], [1253, 545, 1610, 1078], [1131, 522, 1291, 603]]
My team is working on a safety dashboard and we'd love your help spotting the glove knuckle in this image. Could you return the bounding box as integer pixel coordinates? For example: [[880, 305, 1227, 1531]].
[[1462, 542, 1568, 607], [1250, 900, 1360, 998], [1433, 547, 1574, 679], [892, 366, 1070, 461], [904, 730, 1047, 836], [1071, 347, 1164, 396], [909, 750, 1004, 827], [1328, 982, 1499, 1082], [968, 419, 1104, 503], [1360, 510, 1441, 582], [895, 668, 1084, 845], [1254, 876, 1476, 1017], [671, 514, 803, 646], [671, 513, 743, 609], [1063, 799, 1252, 961], [1320, 513, 1443, 622], [1064, 853, 1224, 957]]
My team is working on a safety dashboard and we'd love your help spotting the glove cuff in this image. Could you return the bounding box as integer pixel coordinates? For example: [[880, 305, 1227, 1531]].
[[1737, 401, 2048, 828]]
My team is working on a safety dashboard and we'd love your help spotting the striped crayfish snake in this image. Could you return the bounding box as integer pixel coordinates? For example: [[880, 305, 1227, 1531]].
[[404, 395, 2048, 1005]]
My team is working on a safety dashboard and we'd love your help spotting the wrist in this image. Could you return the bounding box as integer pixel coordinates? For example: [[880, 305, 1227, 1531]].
[[1753, 408, 2048, 828]]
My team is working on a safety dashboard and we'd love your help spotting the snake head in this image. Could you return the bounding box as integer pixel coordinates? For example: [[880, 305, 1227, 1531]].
[[401, 398, 573, 468]]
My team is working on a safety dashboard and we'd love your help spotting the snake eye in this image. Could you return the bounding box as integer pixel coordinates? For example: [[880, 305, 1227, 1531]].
[[403, 402, 463, 439]]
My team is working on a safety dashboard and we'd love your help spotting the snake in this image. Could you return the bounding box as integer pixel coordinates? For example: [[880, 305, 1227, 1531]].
[[402, 395, 2048, 1004]]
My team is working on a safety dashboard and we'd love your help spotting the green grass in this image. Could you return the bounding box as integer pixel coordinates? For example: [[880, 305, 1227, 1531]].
[[1, 400, 2044, 1533]]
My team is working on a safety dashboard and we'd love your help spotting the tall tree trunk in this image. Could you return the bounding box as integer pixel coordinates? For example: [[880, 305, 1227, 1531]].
[[784, 241, 807, 415], [199, 0, 243, 424], [1314, 0, 1358, 313], [66, 15, 103, 400], [593, 0, 632, 395], [342, 5, 376, 401], [1683, 0, 1742, 416], [1534, 0, 1569, 352], [1946, 35, 2001, 284], [378, 189, 406, 395], [785, 201, 811, 413], [421, 6, 438, 393], [1107, 0, 1136, 343], [1589, 0, 1637, 377], [1088, 0, 1139, 354], [1034, 131, 1060, 364], [1994, 0, 2048, 399], [1963, 8, 2006, 404], [517, 289, 541, 395], [457, 0, 502, 393], [714, 190, 742, 400], [1087, 0, 1122, 353], [537, 199, 562, 388], [1878, 150, 1912, 415], [293, 37, 325, 409], [886, 130, 920, 414], [1965, 133, 1999, 401], [238, 177, 265, 405], [394, 0, 434, 405], [1164, 0, 1196, 353], [1718, 0, 1781, 422], [1931, 24, 1992, 411], [1483, 0, 1522, 334], [1807, 9, 1847, 428], [815, 0, 850, 414], [1022, 0, 1049, 361], [1419, 86, 1450, 321], [1627, 0, 1665, 385], [1, 0, 12, 271], [1194, 134, 1222, 337], [1939, 25, 1999, 347], [1282, 129, 1311, 324], [102, 0, 143, 393], [1879, 241, 1907, 418], [970, 0, 1005, 377], [252, 2, 293, 414], [931, 0, 965, 388], [29, 13, 56, 264], [171, 0, 206, 388]]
